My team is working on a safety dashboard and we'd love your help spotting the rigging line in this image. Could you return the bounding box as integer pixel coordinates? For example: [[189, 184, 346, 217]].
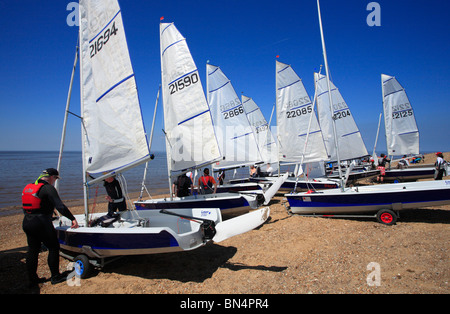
[[277, 79, 301, 91], [168, 69, 197, 85], [89, 10, 121, 43], [96, 74, 135, 103], [178, 109, 209, 126], [162, 38, 186, 56], [209, 80, 231, 93]]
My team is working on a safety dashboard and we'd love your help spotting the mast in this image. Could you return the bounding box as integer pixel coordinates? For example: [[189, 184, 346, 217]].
[[139, 85, 160, 201], [55, 41, 79, 192], [317, 0, 344, 190], [78, 27, 89, 224]]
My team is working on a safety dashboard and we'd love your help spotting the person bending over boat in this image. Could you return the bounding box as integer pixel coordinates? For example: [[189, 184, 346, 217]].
[[198, 168, 217, 194], [22, 168, 79, 288], [104, 176, 127, 217], [376, 154, 391, 183], [434, 152, 446, 180]]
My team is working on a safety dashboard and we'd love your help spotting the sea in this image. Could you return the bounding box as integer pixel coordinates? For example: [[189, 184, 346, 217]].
[[1, 151, 172, 215], [0, 151, 250, 216], [1, 150, 438, 216]]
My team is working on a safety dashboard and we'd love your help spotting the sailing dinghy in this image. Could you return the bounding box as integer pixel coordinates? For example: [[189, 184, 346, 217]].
[[380, 74, 435, 182], [134, 22, 283, 214], [285, 0, 450, 224], [54, 1, 270, 273]]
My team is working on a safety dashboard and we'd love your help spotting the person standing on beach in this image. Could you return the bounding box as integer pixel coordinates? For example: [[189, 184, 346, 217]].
[[198, 168, 217, 194], [172, 173, 193, 197], [104, 176, 127, 217], [21, 168, 79, 287], [434, 152, 446, 180], [376, 154, 391, 183]]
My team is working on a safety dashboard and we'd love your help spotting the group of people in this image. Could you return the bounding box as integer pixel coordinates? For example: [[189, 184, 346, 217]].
[[172, 168, 221, 197], [374, 152, 447, 182], [250, 163, 274, 178], [20, 153, 447, 289]]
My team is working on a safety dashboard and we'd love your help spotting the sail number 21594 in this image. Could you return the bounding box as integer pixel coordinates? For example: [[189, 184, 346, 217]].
[[89, 22, 119, 58]]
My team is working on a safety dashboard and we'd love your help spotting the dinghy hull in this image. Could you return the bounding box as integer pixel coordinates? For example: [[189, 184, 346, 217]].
[[134, 193, 263, 215], [55, 209, 221, 257], [383, 167, 435, 182], [286, 180, 450, 215]]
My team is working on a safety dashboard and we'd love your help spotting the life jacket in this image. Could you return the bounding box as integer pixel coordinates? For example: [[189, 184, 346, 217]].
[[22, 183, 44, 213], [200, 176, 214, 194]]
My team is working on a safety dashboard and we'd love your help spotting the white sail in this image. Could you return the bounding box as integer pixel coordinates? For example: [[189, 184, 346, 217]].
[[242, 95, 278, 165], [382, 74, 419, 156], [79, 0, 150, 176], [160, 23, 221, 172], [207, 64, 262, 170], [276, 61, 328, 163], [315, 72, 368, 161]]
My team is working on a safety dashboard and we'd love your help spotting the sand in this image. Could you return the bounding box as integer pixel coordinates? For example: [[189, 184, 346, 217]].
[[1, 152, 449, 294]]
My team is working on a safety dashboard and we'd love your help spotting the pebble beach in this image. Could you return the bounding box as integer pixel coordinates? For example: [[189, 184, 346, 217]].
[[0, 152, 448, 294]]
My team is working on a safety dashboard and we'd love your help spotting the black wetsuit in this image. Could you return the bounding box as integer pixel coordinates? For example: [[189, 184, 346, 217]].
[[22, 180, 76, 284], [174, 175, 192, 197], [104, 178, 126, 216]]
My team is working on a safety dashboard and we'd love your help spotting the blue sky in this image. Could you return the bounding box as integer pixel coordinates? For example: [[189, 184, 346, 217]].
[[1, 0, 449, 153]]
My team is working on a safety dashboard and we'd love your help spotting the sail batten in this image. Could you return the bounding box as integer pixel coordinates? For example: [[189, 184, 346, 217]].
[[79, 0, 150, 176], [382, 74, 419, 156], [160, 23, 221, 173], [315, 72, 368, 161], [276, 61, 328, 164], [207, 64, 262, 170], [242, 95, 278, 166]]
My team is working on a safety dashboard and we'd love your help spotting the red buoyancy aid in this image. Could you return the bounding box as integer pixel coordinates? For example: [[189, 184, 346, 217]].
[[22, 183, 44, 213]]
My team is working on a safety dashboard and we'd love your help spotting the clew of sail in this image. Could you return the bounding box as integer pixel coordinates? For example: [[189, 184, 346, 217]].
[[276, 61, 328, 164], [207, 64, 262, 170], [160, 23, 221, 172], [382, 74, 419, 156], [242, 95, 278, 166], [79, 0, 150, 177], [315, 72, 368, 161]]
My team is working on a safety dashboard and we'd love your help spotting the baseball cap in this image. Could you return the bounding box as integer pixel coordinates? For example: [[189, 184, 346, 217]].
[[43, 168, 60, 178]]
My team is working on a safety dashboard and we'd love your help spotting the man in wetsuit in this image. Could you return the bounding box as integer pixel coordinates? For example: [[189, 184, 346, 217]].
[[22, 168, 79, 287], [104, 176, 127, 217], [173, 173, 193, 197]]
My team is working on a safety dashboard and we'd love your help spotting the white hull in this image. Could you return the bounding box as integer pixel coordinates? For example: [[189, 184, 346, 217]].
[[55, 207, 270, 258], [286, 180, 450, 215]]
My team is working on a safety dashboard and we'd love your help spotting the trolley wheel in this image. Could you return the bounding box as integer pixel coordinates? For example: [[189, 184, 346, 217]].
[[73, 254, 92, 279], [376, 209, 397, 225]]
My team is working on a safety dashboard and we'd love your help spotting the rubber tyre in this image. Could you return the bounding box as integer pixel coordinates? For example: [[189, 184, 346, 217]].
[[74, 255, 92, 279], [376, 209, 397, 225]]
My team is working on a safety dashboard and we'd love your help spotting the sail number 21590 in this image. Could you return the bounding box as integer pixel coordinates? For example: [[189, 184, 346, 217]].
[[169, 73, 199, 95]]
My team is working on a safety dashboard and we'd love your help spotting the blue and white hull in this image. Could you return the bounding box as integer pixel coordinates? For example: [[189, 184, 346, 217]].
[[286, 180, 450, 215], [134, 192, 264, 216], [383, 167, 435, 182], [55, 207, 270, 258], [134, 174, 287, 214], [247, 176, 339, 192]]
